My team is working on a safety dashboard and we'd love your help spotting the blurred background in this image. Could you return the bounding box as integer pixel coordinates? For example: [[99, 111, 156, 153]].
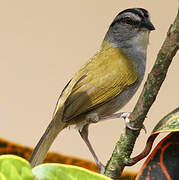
[[0, 0, 178, 172]]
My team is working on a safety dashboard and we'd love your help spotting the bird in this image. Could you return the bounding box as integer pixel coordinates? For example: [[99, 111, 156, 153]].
[[29, 8, 155, 173]]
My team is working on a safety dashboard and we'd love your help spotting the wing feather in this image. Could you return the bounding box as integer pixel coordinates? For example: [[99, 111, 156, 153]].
[[54, 43, 137, 121]]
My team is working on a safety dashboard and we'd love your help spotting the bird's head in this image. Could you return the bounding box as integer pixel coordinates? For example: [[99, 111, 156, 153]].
[[106, 8, 155, 49]]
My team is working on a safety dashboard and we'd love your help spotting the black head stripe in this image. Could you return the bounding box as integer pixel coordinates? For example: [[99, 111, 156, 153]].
[[138, 8, 149, 18], [118, 8, 148, 20], [110, 8, 151, 29]]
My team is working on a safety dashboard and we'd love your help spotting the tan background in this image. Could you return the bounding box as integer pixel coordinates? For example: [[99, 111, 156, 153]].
[[0, 0, 178, 172]]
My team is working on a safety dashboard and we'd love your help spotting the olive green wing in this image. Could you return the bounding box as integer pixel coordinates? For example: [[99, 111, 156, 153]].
[[55, 46, 137, 121]]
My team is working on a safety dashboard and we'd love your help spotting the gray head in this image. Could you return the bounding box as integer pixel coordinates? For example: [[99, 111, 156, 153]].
[[106, 8, 155, 49]]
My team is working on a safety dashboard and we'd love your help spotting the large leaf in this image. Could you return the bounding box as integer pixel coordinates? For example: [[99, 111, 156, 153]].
[[0, 138, 99, 172], [152, 107, 179, 134], [32, 163, 111, 180], [0, 155, 35, 180], [0, 138, 137, 178], [0, 154, 111, 180], [136, 132, 179, 180], [134, 108, 179, 179]]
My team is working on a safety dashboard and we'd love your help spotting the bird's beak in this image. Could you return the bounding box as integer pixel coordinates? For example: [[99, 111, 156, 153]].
[[142, 19, 155, 31]]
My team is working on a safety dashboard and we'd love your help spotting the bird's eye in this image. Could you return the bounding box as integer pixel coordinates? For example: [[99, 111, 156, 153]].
[[122, 17, 133, 25]]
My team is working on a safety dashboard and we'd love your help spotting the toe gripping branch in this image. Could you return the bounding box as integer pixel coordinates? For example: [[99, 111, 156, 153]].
[[121, 112, 147, 133]]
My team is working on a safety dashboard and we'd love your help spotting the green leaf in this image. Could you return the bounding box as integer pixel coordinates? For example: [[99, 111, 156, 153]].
[[0, 155, 35, 180], [32, 163, 111, 180], [0, 172, 6, 180], [152, 107, 179, 134]]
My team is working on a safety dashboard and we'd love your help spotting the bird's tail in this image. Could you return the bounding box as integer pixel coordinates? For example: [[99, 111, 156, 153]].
[[29, 108, 66, 168]]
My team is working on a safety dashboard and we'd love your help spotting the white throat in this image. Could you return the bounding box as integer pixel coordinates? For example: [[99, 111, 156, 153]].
[[129, 30, 149, 54]]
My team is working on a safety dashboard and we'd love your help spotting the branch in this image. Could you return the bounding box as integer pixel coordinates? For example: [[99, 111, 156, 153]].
[[104, 2, 179, 179]]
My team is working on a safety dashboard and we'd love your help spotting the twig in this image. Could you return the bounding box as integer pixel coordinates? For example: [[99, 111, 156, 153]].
[[104, 2, 179, 179]]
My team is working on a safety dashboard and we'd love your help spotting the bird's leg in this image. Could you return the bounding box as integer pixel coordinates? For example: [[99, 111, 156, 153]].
[[99, 112, 124, 121], [99, 112, 137, 129], [100, 112, 146, 132], [79, 124, 105, 174]]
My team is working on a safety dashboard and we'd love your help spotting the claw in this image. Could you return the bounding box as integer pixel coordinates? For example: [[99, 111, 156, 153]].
[[125, 116, 140, 130], [120, 112, 137, 130], [99, 112, 147, 132], [121, 112, 146, 132]]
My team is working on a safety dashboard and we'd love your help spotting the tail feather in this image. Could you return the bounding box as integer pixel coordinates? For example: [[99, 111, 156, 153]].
[[29, 116, 65, 168]]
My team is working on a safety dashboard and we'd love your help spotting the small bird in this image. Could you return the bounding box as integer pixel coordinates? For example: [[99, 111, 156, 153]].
[[29, 8, 155, 172]]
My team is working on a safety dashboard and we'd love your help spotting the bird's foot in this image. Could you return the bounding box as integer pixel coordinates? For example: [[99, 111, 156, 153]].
[[121, 112, 147, 133], [99, 112, 147, 132]]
